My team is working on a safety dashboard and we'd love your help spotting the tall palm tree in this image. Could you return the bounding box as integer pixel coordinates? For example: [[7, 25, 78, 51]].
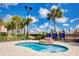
[[24, 17, 32, 39], [11, 16, 22, 35], [47, 8, 63, 32]]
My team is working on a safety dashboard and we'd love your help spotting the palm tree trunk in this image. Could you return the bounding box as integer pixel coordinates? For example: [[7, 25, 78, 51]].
[[53, 20, 56, 32], [27, 25, 29, 39], [12, 30, 14, 35], [15, 25, 18, 40], [16, 26, 17, 36], [7, 30, 9, 35], [24, 26, 26, 35]]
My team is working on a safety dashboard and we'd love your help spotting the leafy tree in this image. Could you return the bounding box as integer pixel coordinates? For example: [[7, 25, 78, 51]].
[[47, 8, 63, 32], [5, 21, 15, 35], [11, 16, 22, 35], [24, 17, 32, 39]]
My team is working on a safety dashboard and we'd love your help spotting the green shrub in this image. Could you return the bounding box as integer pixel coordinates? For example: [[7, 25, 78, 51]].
[[0, 36, 8, 41], [0, 32, 7, 36], [34, 35, 42, 40]]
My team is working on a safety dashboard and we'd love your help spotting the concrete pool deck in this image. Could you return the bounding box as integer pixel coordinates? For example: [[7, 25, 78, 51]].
[[0, 40, 79, 56]]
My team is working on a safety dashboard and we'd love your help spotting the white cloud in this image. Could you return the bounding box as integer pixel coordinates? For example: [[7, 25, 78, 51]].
[[63, 23, 70, 27], [35, 22, 49, 32], [39, 22, 61, 32], [49, 25, 61, 32], [69, 27, 74, 33], [39, 25, 44, 29], [51, 5, 58, 9], [30, 25, 43, 33], [2, 14, 12, 22], [0, 3, 18, 9], [39, 22, 49, 29], [26, 15, 38, 23], [69, 27, 74, 34], [76, 25, 79, 29], [39, 7, 49, 18], [45, 21, 61, 31], [27, 24, 44, 34], [37, 28, 43, 32], [61, 9, 68, 13], [31, 17, 38, 23], [56, 26, 61, 32], [49, 25, 53, 29], [70, 18, 79, 23], [70, 27, 73, 30], [30, 22, 61, 33], [55, 17, 68, 23]]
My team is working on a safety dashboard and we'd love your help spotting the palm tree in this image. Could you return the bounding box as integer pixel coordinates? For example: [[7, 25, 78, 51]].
[[19, 20, 24, 34], [5, 21, 15, 35], [24, 17, 32, 39], [47, 8, 63, 32], [11, 16, 22, 35], [22, 18, 26, 35]]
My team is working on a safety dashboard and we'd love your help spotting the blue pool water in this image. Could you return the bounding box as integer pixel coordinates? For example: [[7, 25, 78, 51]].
[[16, 42, 68, 53]]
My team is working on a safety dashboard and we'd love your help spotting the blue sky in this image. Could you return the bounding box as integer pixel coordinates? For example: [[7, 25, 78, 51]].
[[0, 3, 79, 33]]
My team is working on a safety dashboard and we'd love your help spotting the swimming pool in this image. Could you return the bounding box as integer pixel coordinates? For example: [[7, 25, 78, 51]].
[[16, 42, 68, 53]]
